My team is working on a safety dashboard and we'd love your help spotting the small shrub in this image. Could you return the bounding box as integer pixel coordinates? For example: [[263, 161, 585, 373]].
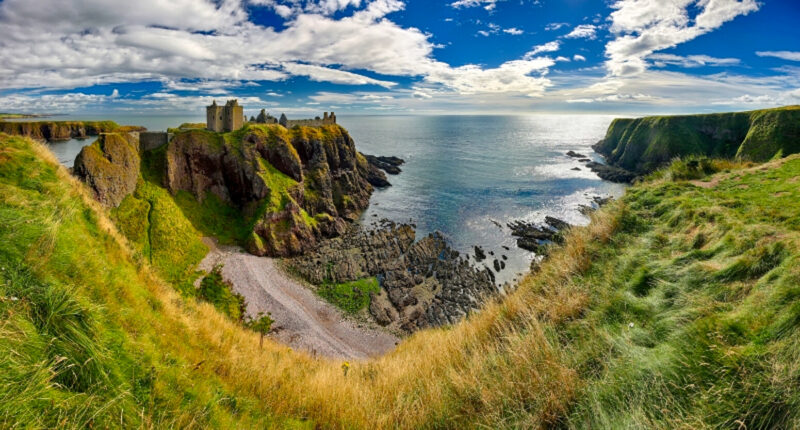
[[198, 266, 246, 321], [246, 312, 274, 348]]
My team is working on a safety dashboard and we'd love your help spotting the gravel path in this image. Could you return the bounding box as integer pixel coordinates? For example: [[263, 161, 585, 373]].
[[199, 239, 399, 359]]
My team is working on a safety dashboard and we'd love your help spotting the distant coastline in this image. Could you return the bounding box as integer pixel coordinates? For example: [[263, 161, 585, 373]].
[[0, 112, 62, 120]]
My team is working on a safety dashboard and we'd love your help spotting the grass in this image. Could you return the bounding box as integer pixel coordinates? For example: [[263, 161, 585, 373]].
[[318, 277, 380, 314], [5, 132, 800, 428]]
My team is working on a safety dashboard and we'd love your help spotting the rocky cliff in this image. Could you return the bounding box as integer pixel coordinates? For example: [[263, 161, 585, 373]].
[[73, 132, 141, 208], [593, 105, 800, 178], [161, 124, 379, 257], [290, 221, 498, 333], [0, 120, 142, 141]]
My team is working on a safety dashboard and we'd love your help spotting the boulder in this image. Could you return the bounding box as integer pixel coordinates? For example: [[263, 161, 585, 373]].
[[73, 133, 140, 208]]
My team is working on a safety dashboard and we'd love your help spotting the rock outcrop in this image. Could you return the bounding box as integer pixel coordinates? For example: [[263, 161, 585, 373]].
[[73, 133, 141, 208], [0, 120, 142, 141], [290, 221, 498, 333], [161, 124, 378, 257], [593, 106, 800, 180]]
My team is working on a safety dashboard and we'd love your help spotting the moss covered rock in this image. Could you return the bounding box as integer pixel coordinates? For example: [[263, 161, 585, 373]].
[[161, 123, 374, 257], [73, 133, 140, 208], [594, 105, 800, 174]]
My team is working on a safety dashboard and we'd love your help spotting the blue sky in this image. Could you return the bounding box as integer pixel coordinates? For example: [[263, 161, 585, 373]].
[[0, 0, 798, 116]]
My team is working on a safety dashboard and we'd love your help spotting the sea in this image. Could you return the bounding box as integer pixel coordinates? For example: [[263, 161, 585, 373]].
[[28, 114, 627, 284]]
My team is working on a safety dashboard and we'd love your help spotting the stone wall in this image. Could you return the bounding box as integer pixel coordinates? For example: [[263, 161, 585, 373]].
[[139, 131, 170, 152]]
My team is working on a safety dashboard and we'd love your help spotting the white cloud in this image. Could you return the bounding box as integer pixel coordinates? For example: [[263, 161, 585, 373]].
[[564, 24, 597, 40], [281, 63, 397, 88], [605, 0, 759, 76], [573, 54, 586, 61], [649, 53, 740, 68], [756, 51, 800, 62], [422, 58, 554, 97], [503, 27, 524, 35], [524, 41, 560, 58], [545, 22, 568, 31], [449, 0, 498, 9]]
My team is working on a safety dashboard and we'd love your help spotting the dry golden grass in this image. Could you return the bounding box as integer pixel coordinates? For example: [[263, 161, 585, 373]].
[[106, 191, 621, 428]]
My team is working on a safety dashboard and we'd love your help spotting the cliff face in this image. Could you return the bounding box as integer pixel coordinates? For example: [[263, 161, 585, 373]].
[[594, 106, 800, 174], [73, 132, 141, 208], [162, 124, 375, 257], [0, 120, 141, 141]]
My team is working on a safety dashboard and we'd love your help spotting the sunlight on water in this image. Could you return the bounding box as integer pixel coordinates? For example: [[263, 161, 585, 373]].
[[339, 114, 628, 284]]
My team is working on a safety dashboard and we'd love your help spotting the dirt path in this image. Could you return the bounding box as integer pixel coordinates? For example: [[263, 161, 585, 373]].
[[199, 239, 399, 359]]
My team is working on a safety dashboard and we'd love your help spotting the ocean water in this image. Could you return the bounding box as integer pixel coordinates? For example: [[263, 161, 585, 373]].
[[36, 114, 626, 283], [340, 115, 627, 284]]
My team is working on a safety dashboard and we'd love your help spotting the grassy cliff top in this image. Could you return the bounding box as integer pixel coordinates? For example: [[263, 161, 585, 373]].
[[597, 105, 800, 173], [4, 132, 800, 428]]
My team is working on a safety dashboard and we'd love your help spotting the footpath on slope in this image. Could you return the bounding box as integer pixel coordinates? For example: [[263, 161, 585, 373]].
[[198, 238, 399, 359]]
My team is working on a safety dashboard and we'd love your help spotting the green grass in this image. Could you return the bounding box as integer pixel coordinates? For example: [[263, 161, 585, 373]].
[[556, 156, 800, 428], [111, 144, 208, 293], [318, 277, 380, 314], [0, 133, 304, 428]]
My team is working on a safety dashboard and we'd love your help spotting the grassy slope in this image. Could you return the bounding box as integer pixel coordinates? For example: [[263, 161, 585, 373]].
[[597, 105, 800, 173], [4, 133, 800, 428]]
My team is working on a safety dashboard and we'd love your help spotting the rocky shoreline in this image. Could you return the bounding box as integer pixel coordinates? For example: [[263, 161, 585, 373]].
[[566, 149, 638, 183], [289, 220, 499, 333]]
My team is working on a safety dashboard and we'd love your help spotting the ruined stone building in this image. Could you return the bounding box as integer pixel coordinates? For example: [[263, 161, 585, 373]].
[[206, 99, 244, 132]]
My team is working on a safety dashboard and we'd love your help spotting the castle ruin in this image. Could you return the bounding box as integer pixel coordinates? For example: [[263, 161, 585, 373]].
[[206, 100, 337, 132], [206, 99, 244, 132]]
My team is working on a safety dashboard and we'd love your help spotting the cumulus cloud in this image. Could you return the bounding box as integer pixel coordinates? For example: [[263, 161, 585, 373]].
[[573, 54, 587, 61], [564, 24, 597, 40], [524, 41, 561, 58], [503, 27, 524, 35], [422, 58, 554, 97], [0, 0, 420, 89], [604, 0, 759, 76], [756, 51, 800, 62]]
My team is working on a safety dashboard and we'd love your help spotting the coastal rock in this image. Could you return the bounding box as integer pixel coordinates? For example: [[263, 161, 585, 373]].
[[474, 245, 487, 262], [593, 107, 800, 175], [289, 223, 498, 333], [566, 150, 587, 158], [73, 132, 141, 208], [363, 154, 405, 175], [586, 161, 637, 183], [508, 217, 572, 254], [163, 124, 376, 257]]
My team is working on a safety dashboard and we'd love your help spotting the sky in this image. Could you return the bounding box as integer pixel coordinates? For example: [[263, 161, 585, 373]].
[[0, 0, 798, 116]]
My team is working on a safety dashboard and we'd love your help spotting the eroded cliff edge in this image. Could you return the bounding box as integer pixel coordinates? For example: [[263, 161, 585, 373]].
[[592, 105, 800, 181]]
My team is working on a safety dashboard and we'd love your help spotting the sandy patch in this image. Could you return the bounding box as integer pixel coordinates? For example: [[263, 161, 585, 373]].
[[199, 239, 399, 359]]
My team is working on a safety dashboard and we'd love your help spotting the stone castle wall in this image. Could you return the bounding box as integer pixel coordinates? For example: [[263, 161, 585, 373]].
[[139, 131, 171, 152], [285, 118, 334, 127]]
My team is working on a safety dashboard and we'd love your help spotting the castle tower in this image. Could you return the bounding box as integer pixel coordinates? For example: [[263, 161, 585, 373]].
[[206, 100, 223, 132], [206, 99, 244, 132]]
